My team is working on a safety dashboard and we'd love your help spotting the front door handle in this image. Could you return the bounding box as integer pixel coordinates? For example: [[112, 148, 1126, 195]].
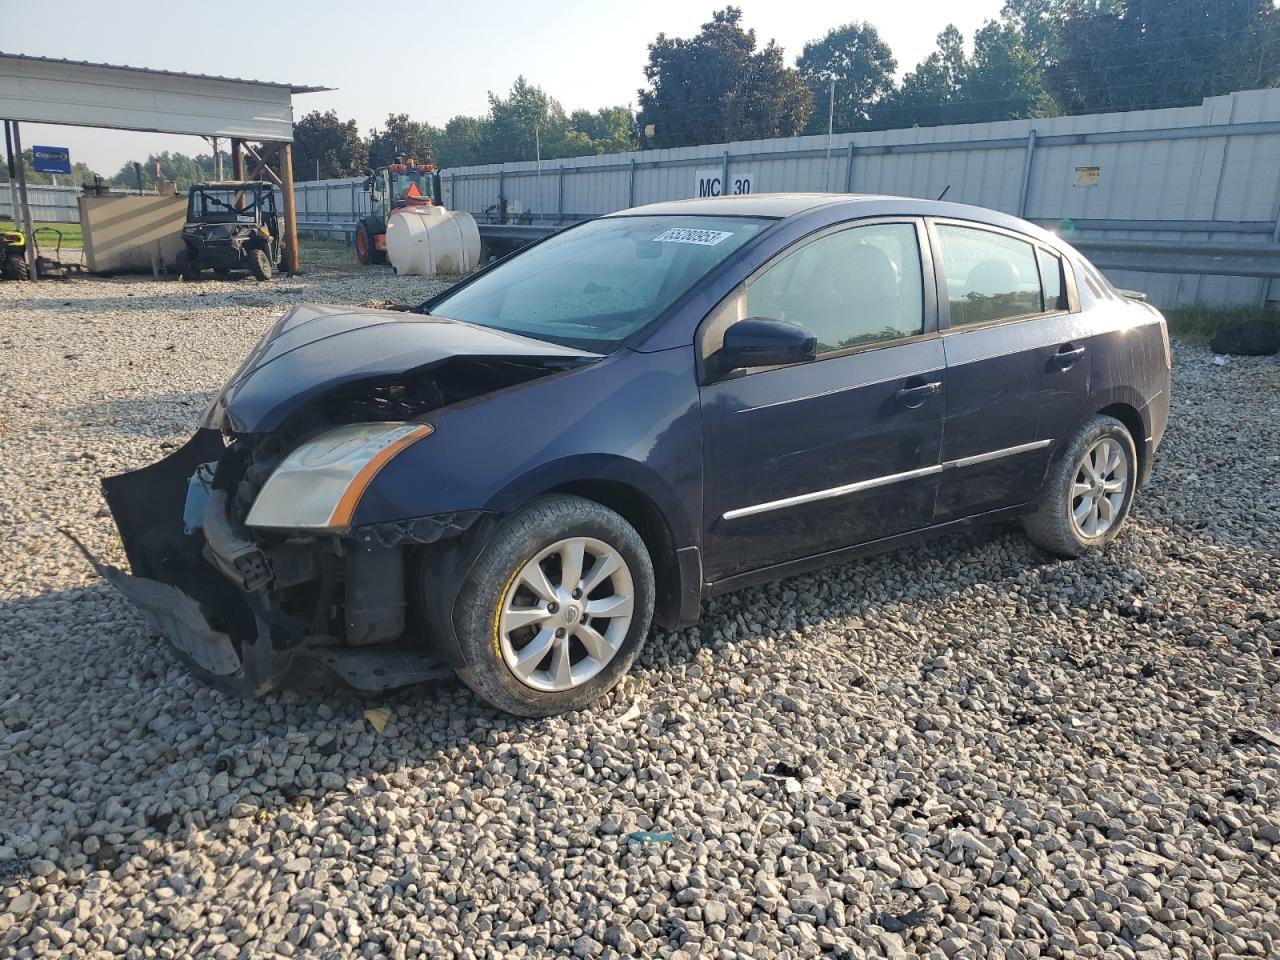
[[1054, 344, 1086, 369], [895, 381, 942, 408]]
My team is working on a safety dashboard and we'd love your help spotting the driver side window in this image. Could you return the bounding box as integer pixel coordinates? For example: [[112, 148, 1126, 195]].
[[746, 222, 925, 355]]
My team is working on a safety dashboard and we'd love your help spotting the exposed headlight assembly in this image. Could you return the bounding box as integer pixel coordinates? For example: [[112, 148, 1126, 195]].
[[245, 422, 433, 530]]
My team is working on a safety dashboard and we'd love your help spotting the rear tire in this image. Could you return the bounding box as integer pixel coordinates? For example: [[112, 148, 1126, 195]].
[[249, 248, 273, 281], [451, 495, 655, 717], [1022, 414, 1137, 557], [1, 255, 29, 281]]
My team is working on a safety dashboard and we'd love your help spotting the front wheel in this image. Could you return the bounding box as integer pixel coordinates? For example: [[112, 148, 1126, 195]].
[[175, 250, 199, 281], [355, 222, 372, 265], [248, 248, 273, 281], [451, 495, 655, 717], [1023, 414, 1137, 557]]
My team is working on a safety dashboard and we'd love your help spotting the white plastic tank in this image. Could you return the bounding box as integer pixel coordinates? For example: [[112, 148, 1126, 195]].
[[385, 206, 482, 276]]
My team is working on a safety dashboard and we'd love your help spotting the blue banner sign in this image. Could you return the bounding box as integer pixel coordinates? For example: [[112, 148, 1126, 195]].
[[32, 146, 71, 175]]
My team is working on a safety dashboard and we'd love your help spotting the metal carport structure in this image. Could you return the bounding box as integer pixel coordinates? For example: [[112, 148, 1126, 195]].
[[0, 52, 329, 277]]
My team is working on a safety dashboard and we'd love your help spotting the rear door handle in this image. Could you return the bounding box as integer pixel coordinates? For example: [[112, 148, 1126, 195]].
[[1054, 344, 1086, 369], [895, 381, 942, 407]]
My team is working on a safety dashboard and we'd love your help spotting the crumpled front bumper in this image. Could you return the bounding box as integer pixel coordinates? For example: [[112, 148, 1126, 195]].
[[96, 429, 460, 696], [98, 429, 305, 695]]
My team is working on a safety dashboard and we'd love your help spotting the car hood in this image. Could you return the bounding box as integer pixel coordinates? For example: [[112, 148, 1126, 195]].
[[203, 303, 598, 434]]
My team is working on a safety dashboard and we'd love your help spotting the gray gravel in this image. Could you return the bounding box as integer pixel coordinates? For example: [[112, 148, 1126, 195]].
[[2, 254, 1279, 959]]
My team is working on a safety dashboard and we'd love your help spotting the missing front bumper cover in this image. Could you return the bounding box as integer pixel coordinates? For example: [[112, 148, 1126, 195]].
[[96, 430, 306, 694], [95, 428, 471, 695]]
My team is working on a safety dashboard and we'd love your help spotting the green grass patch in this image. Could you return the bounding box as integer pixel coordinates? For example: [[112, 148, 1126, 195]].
[[1162, 306, 1278, 339], [0, 218, 83, 247]]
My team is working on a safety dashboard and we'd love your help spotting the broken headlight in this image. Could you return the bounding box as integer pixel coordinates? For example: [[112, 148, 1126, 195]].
[[245, 422, 433, 531]]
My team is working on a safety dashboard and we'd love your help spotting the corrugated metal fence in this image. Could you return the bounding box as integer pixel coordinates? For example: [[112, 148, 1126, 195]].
[[434, 88, 1280, 308], [12, 88, 1280, 306], [293, 177, 370, 228], [0, 183, 83, 223]]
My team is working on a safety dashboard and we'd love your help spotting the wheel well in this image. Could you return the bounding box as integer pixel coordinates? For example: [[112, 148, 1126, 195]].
[[548, 479, 681, 628], [1097, 402, 1147, 477]]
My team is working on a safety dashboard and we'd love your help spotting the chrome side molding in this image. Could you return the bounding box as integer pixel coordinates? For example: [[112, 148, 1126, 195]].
[[722, 439, 1053, 521], [945, 439, 1052, 470]]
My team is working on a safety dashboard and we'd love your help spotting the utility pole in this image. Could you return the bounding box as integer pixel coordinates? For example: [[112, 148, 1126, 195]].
[[824, 77, 836, 191], [535, 123, 543, 221], [3, 121, 19, 228]]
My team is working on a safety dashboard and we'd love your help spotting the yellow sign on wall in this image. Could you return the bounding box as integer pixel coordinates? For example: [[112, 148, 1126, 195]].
[[1075, 166, 1101, 187]]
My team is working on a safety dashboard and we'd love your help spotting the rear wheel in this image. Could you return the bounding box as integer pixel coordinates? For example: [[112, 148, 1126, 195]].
[[1023, 414, 1137, 556], [248, 248, 273, 281], [1, 254, 29, 280], [451, 495, 655, 716]]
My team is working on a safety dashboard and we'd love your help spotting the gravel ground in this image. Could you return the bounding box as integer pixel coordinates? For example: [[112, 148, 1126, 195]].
[[1, 252, 1278, 960]]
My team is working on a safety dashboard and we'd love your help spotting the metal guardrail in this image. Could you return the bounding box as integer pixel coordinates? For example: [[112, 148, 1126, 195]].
[[296, 221, 357, 241], [1071, 239, 1280, 279], [295, 218, 560, 251]]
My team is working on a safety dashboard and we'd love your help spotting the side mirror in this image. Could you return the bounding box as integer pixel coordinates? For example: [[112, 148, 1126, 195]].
[[718, 317, 817, 371]]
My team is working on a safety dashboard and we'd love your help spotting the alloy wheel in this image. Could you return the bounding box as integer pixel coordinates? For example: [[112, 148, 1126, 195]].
[[498, 537, 635, 692], [1070, 436, 1129, 538]]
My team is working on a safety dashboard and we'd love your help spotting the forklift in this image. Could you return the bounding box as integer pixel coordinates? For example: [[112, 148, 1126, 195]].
[[355, 161, 440, 265]]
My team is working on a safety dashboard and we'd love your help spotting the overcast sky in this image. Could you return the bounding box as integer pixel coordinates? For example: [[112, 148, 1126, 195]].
[[3, 0, 1004, 174]]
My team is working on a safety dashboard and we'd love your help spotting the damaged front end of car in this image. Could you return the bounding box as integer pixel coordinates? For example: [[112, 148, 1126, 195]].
[[96, 303, 596, 695]]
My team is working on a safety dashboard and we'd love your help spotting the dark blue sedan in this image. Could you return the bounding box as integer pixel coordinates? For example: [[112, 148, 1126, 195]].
[[101, 194, 1171, 715]]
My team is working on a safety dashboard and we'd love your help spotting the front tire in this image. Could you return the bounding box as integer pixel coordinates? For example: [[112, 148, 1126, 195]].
[[355, 221, 373, 265], [451, 495, 655, 717], [248, 248, 273, 281], [175, 250, 199, 281], [1023, 414, 1137, 557]]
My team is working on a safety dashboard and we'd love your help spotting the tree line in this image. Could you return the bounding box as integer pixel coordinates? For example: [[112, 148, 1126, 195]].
[[6, 0, 1277, 188]]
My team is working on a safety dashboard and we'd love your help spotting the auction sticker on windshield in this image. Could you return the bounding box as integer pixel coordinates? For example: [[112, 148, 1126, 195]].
[[653, 227, 734, 246]]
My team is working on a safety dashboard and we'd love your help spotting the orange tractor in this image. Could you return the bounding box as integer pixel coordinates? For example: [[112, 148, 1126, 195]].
[[355, 161, 441, 265]]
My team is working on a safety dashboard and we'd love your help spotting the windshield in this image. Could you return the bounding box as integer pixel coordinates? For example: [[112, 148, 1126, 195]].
[[392, 171, 434, 202], [190, 187, 272, 223], [428, 215, 770, 350]]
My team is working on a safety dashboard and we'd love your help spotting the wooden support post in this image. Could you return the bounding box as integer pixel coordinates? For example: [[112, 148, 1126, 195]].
[[231, 139, 245, 180], [279, 142, 300, 275], [10, 121, 37, 280]]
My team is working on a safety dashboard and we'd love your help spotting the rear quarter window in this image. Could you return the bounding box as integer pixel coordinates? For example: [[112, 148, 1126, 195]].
[[936, 224, 1043, 326]]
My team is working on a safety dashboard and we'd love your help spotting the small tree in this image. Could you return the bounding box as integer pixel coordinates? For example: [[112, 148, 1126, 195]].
[[638, 7, 812, 148], [961, 20, 1058, 122], [569, 107, 639, 154], [872, 25, 968, 129], [797, 22, 898, 134], [368, 113, 434, 168], [434, 115, 491, 168], [293, 110, 368, 179]]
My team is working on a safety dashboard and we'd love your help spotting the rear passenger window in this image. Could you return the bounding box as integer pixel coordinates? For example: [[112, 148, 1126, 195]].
[[936, 225, 1042, 326], [1038, 248, 1066, 311], [747, 222, 924, 355]]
